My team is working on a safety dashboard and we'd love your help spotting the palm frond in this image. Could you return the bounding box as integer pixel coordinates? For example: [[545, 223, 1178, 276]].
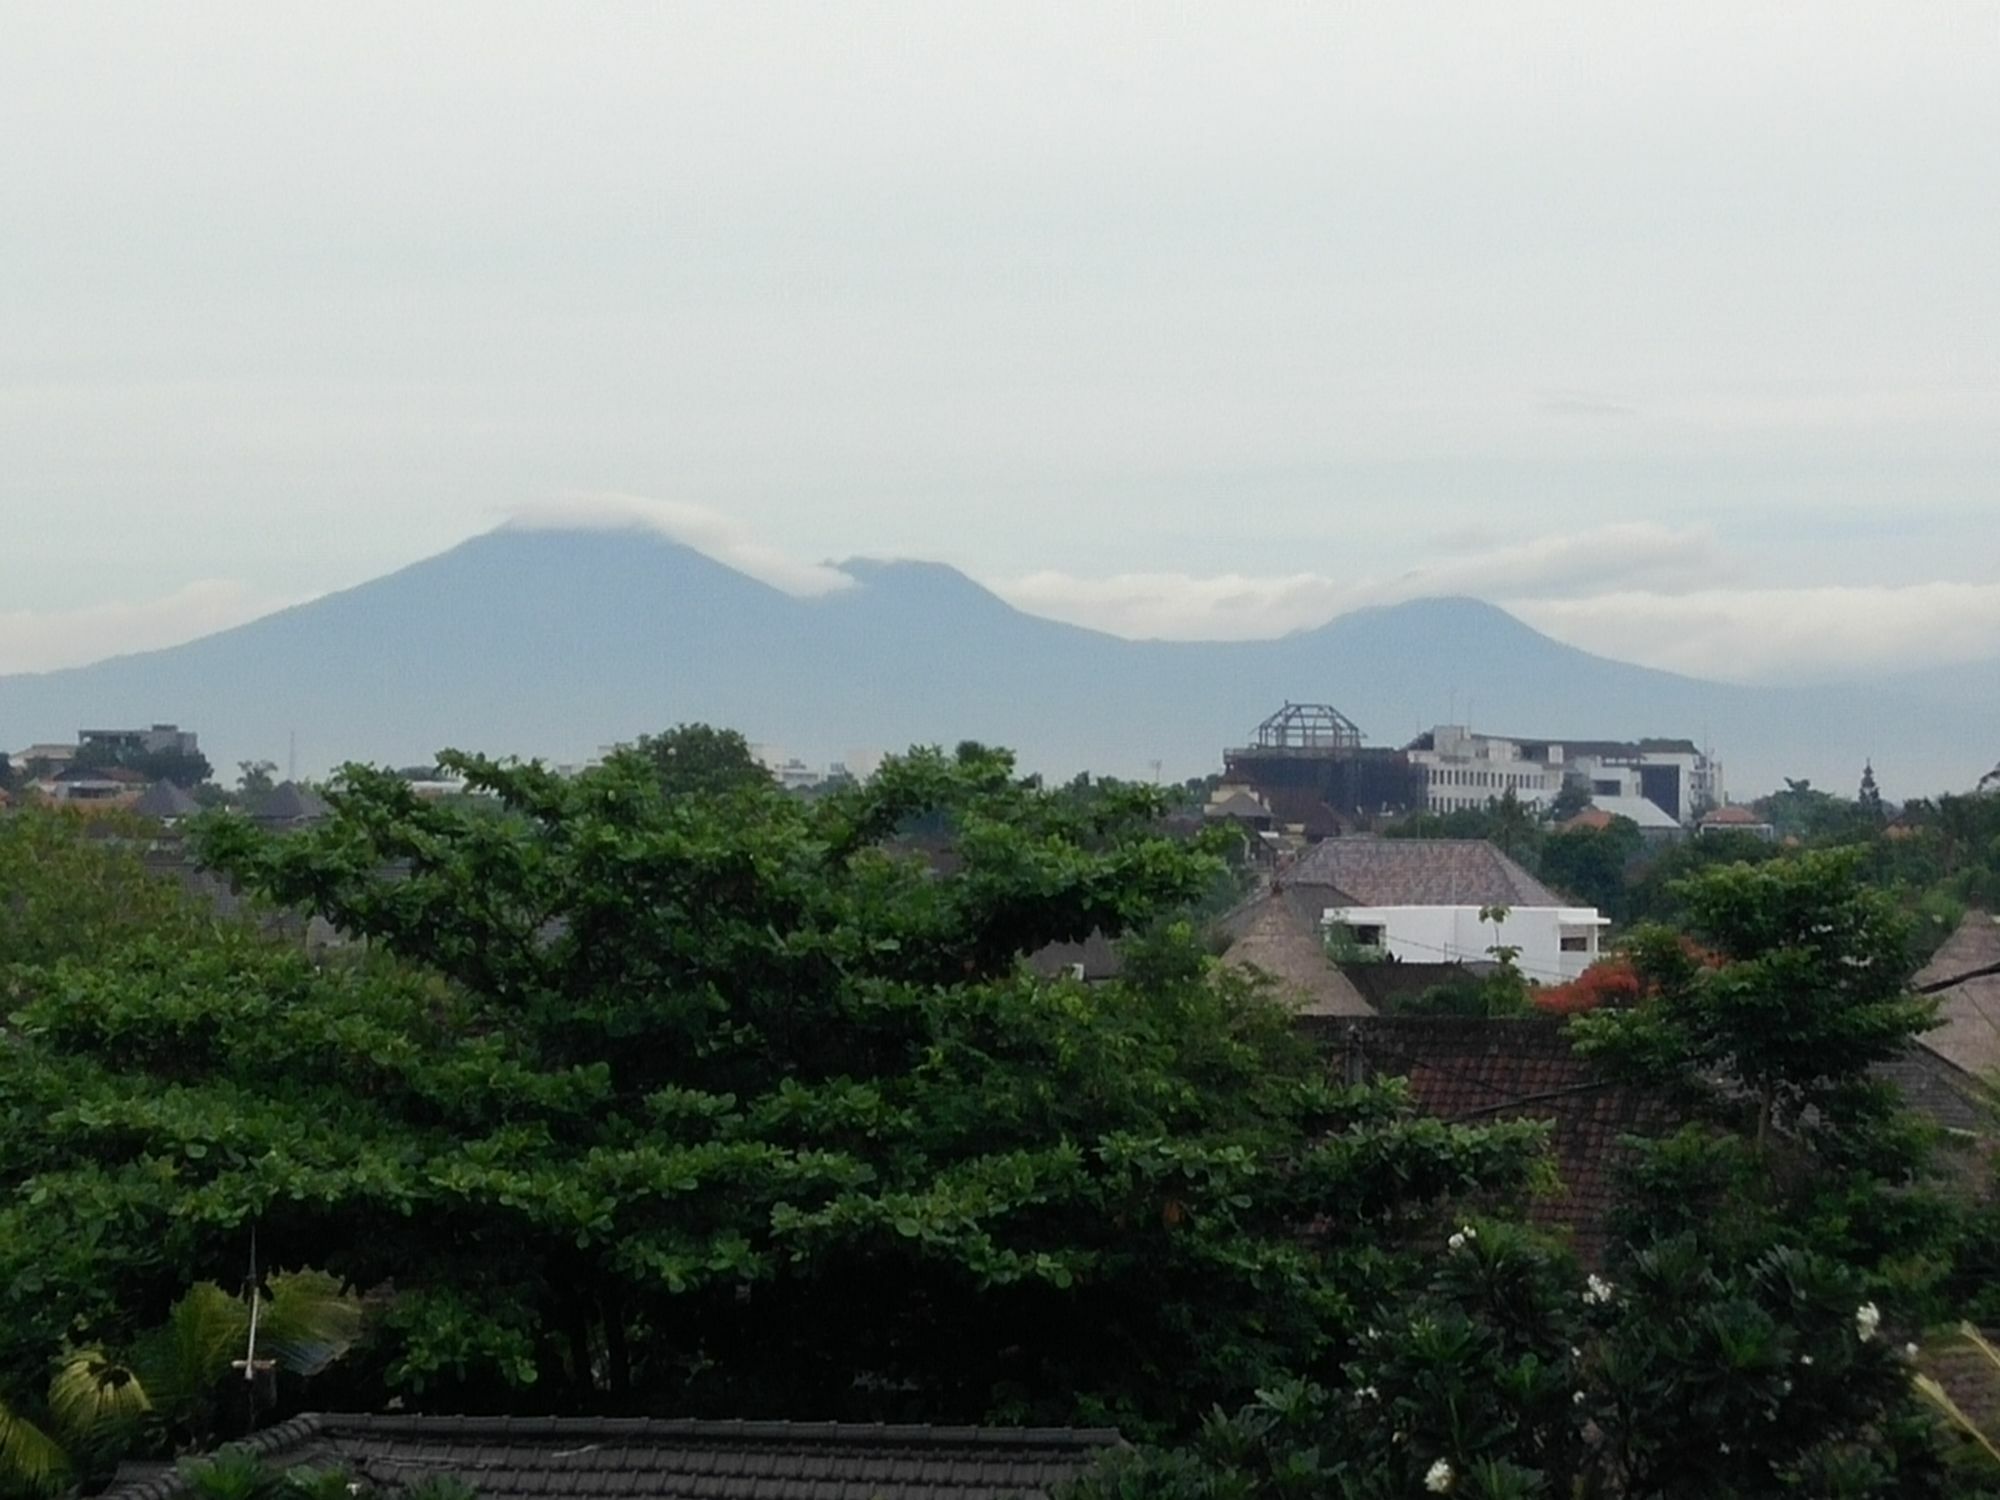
[[257, 1270, 364, 1377], [48, 1349, 151, 1439], [0, 1401, 69, 1488], [130, 1282, 250, 1423]]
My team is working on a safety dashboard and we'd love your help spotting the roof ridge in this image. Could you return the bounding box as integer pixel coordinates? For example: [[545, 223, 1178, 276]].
[[317, 1414, 1123, 1447]]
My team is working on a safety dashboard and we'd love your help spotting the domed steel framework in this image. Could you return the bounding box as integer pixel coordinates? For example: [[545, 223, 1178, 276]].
[[1252, 701, 1363, 754]]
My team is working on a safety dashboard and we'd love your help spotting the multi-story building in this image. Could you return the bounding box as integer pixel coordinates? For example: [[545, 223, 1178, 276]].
[[1219, 703, 1427, 831], [78, 723, 201, 760], [1406, 725, 1564, 814], [1407, 726, 1723, 824]]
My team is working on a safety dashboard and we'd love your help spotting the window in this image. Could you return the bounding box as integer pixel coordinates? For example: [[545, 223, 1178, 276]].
[[1351, 925, 1385, 949], [1559, 935, 1589, 952]]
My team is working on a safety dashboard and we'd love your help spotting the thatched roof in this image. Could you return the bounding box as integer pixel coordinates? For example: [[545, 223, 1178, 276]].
[[1220, 895, 1373, 1016], [1917, 912, 2000, 1080]]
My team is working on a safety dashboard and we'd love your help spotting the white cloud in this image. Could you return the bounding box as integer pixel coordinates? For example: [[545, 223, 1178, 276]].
[[504, 493, 855, 598], [1508, 584, 2000, 683], [989, 523, 1728, 641], [0, 581, 300, 676], [986, 524, 2000, 682]]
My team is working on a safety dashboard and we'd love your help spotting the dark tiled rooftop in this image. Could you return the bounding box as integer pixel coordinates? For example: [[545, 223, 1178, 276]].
[[101, 1417, 1123, 1500], [1299, 1016, 1660, 1263], [1283, 839, 1565, 910]]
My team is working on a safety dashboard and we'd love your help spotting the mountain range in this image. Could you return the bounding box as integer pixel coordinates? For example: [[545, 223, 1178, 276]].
[[2, 525, 1993, 798]]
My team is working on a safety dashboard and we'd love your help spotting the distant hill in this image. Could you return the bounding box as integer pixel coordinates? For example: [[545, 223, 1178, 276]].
[[0, 524, 1992, 798]]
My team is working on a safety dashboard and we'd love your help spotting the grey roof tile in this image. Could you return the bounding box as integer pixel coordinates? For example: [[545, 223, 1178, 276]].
[[101, 1417, 1122, 1500], [1284, 838, 1566, 909]]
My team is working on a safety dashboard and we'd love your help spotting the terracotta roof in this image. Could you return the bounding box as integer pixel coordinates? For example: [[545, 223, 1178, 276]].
[[1559, 808, 1616, 832], [1915, 913, 2000, 1079], [1284, 838, 1564, 909], [1296, 1016, 1661, 1263], [1700, 805, 1766, 826], [100, 1416, 1123, 1500]]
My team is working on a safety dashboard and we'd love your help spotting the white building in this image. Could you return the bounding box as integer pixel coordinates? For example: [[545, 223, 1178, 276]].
[[1408, 726, 1564, 814], [1280, 835, 1608, 984], [1408, 726, 1723, 824], [1325, 901, 1608, 983]]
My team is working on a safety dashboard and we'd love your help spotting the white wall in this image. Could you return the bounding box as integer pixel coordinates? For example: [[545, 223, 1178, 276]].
[[1325, 903, 1607, 983]]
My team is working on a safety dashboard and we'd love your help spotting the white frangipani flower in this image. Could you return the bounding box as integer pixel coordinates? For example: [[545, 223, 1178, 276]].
[[1424, 1457, 1455, 1493], [1582, 1273, 1616, 1306], [1855, 1302, 1881, 1341]]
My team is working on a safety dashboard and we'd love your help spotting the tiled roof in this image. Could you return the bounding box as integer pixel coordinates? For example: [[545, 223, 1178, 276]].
[[253, 782, 332, 823], [1872, 1044, 1996, 1138], [1026, 930, 1123, 982], [100, 1416, 1123, 1500], [1297, 1016, 1661, 1263], [1582, 795, 1681, 831], [1916, 913, 2000, 1079], [133, 780, 203, 819], [1284, 839, 1565, 909], [1700, 805, 1766, 827]]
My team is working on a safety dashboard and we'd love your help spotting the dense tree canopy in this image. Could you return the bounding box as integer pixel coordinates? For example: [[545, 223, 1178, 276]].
[[0, 746, 1543, 1457], [6, 741, 1998, 1496]]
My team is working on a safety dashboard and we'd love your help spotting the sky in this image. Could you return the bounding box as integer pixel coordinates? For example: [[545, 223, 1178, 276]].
[[2, 4, 1997, 684]]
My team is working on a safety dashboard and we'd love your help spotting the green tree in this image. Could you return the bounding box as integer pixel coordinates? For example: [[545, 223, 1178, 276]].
[[1538, 815, 1645, 916], [0, 808, 212, 970], [1083, 850, 1969, 1499], [1548, 774, 1593, 823], [1573, 848, 1930, 1148], [1760, 777, 1876, 844], [630, 723, 772, 797], [0, 740, 1548, 1441], [236, 762, 278, 797], [1859, 761, 1886, 824]]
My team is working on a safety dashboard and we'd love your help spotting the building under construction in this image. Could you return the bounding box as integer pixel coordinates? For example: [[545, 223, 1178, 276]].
[[1221, 702, 1426, 832]]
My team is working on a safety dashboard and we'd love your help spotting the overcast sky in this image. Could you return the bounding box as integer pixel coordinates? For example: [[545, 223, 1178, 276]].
[[3, 4, 1996, 683]]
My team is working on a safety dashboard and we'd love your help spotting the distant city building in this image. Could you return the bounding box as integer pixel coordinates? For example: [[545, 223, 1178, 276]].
[[1407, 725, 1723, 824], [12, 742, 78, 774], [1698, 803, 1776, 841], [1218, 703, 1427, 834], [42, 763, 148, 804], [78, 723, 201, 760]]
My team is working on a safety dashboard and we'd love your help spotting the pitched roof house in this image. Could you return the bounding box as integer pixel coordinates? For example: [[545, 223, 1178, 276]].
[[251, 781, 332, 826], [133, 779, 203, 824], [1278, 839, 1606, 984], [101, 1416, 1122, 1500]]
